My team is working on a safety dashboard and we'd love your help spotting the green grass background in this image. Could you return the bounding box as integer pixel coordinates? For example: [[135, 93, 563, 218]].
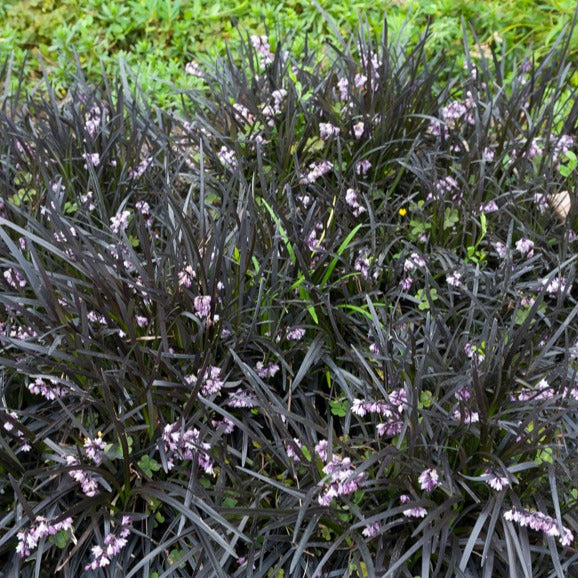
[[2, 0, 578, 105]]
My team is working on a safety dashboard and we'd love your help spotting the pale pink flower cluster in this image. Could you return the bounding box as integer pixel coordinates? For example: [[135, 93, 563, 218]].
[[428, 95, 476, 136], [3, 411, 31, 452], [160, 421, 213, 473], [27, 377, 67, 400], [286, 437, 303, 462], [524, 138, 543, 159], [552, 134, 573, 157], [110, 209, 131, 234], [494, 241, 508, 258], [194, 295, 212, 318], [418, 468, 439, 493], [178, 264, 196, 288], [227, 389, 259, 408], [84, 104, 106, 138], [400, 494, 427, 518], [185, 60, 203, 77], [480, 200, 499, 214], [429, 175, 461, 202], [315, 440, 329, 461], [4, 268, 26, 289], [136, 315, 148, 328], [542, 275, 568, 295], [362, 522, 380, 538], [261, 89, 287, 125], [452, 407, 480, 425], [213, 416, 236, 434], [351, 389, 408, 438], [232, 103, 254, 124], [355, 159, 371, 175], [358, 49, 382, 90], [80, 190, 96, 211], [256, 361, 280, 378], [84, 435, 107, 465], [82, 152, 101, 168], [251, 35, 274, 67], [87, 311, 107, 325], [318, 454, 365, 506], [352, 121, 365, 139], [185, 366, 224, 396], [345, 188, 366, 217], [66, 455, 101, 496], [85, 516, 132, 570], [504, 507, 574, 547], [16, 516, 73, 558], [337, 77, 349, 101], [287, 439, 327, 464], [319, 122, 340, 140], [452, 386, 479, 424], [446, 271, 463, 287], [299, 160, 333, 184], [354, 248, 371, 280], [66, 434, 107, 496], [0, 323, 38, 342], [483, 469, 510, 491], [129, 156, 152, 180], [306, 222, 324, 252], [533, 193, 549, 213], [515, 238, 535, 257], [217, 146, 237, 169], [403, 252, 426, 272], [285, 327, 306, 341]]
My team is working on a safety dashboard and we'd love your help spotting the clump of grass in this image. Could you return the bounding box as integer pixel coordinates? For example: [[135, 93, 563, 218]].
[[0, 20, 577, 576]]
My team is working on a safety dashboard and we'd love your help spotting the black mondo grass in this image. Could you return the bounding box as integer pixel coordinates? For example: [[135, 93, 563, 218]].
[[0, 20, 577, 577]]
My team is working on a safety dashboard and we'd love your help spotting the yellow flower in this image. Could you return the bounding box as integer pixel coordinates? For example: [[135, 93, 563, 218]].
[[399, 207, 407, 217]]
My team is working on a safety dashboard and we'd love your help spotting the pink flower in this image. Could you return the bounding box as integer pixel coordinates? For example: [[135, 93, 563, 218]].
[[337, 77, 349, 100], [318, 455, 364, 505], [286, 327, 306, 341], [110, 210, 131, 234], [227, 389, 258, 408], [16, 516, 73, 558], [85, 517, 133, 570], [3, 268, 26, 289], [286, 438, 303, 462], [453, 408, 479, 424], [28, 377, 67, 400], [194, 295, 212, 318], [515, 238, 534, 257], [400, 495, 428, 518], [418, 468, 439, 492], [446, 272, 463, 287], [315, 440, 329, 461], [217, 146, 237, 169], [319, 122, 340, 140], [255, 361, 280, 378], [483, 469, 510, 491], [504, 507, 574, 547], [542, 275, 568, 295], [185, 366, 224, 396], [403, 252, 426, 272], [355, 159, 372, 175], [84, 435, 106, 465], [185, 60, 202, 76], [178, 265, 195, 288], [352, 121, 365, 139], [300, 160, 333, 184], [362, 522, 380, 538], [159, 421, 213, 473]]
